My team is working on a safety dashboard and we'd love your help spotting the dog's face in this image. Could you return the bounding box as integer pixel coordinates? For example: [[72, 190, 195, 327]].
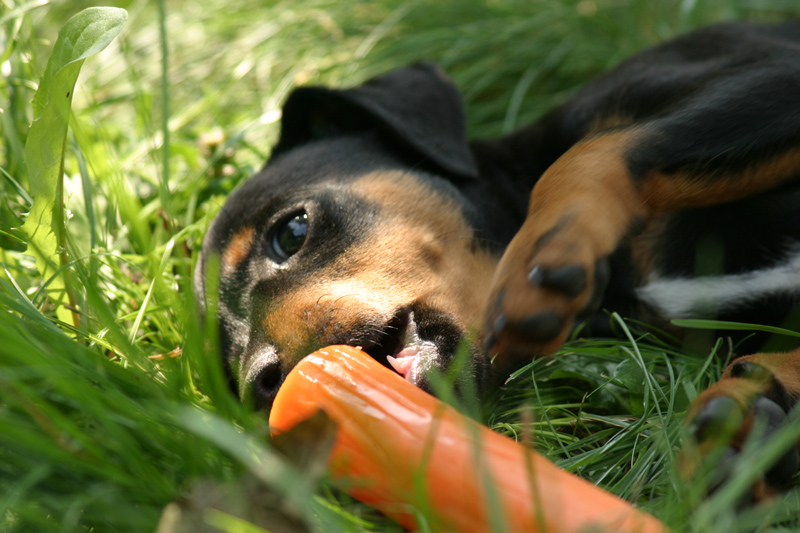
[[196, 64, 511, 410]]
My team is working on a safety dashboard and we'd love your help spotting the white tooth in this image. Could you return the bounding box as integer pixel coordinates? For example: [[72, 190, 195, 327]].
[[386, 355, 403, 374]]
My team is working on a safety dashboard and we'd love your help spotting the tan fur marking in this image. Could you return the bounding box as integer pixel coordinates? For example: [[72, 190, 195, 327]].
[[725, 350, 800, 400], [222, 226, 255, 272], [586, 113, 637, 134], [259, 171, 498, 363], [524, 130, 646, 254], [350, 173, 498, 329], [640, 146, 800, 213]]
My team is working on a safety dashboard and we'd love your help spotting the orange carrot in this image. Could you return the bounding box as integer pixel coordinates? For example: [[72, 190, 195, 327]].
[[269, 345, 667, 533]]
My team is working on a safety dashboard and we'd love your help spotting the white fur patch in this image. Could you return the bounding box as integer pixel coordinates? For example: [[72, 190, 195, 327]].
[[636, 249, 800, 319]]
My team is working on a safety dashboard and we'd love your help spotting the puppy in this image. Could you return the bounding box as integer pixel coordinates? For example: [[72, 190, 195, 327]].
[[196, 20, 800, 497]]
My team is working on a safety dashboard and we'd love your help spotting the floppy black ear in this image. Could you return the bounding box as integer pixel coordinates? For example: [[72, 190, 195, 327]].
[[271, 62, 479, 179]]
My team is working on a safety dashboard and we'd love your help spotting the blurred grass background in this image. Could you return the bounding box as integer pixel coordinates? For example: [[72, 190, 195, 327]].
[[2, 0, 800, 531]]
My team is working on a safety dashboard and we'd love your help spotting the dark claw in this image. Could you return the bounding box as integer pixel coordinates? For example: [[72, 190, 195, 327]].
[[528, 264, 586, 298], [492, 314, 507, 337], [527, 266, 545, 285], [730, 361, 772, 381], [515, 312, 564, 342]]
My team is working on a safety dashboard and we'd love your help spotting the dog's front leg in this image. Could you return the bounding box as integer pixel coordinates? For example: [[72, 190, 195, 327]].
[[482, 129, 646, 370], [483, 122, 800, 374]]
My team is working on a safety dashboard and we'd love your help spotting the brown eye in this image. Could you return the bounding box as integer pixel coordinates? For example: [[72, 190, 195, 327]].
[[271, 211, 308, 262]]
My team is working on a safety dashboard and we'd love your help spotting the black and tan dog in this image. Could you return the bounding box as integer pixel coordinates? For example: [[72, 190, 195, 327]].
[[196, 21, 800, 498]]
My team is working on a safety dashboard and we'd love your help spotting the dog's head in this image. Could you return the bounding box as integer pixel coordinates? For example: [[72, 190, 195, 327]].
[[195, 63, 513, 410]]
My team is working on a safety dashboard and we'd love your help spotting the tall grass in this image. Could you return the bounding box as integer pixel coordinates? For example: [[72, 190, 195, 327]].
[[2, 0, 800, 531]]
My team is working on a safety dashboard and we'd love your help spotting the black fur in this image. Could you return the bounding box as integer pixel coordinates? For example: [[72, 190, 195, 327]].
[[197, 20, 800, 408]]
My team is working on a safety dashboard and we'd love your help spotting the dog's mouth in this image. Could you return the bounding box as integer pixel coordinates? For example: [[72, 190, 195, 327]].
[[361, 308, 441, 386]]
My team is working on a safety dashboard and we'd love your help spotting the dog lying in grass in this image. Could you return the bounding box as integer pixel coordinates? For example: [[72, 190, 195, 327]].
[[196, 20, 800, 501]]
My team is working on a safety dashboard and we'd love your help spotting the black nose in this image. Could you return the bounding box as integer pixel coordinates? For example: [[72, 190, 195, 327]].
[[241, 352, 284, 411]]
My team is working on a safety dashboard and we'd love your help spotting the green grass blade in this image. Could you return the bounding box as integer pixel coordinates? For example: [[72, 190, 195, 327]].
[[0, 165, 33, 207], [672, 318, 800, 338], [20, 7, 127, 326]]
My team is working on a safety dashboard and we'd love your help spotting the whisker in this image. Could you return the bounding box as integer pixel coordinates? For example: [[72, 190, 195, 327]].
[[434, 229, 474, 239]]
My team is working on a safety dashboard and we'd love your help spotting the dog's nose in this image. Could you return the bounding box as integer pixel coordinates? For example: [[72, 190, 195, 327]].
[[249, 361, 283, 411], [240, 349, 284, 411]]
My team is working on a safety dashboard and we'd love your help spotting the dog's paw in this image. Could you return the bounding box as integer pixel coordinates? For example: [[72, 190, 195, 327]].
[[680, 354, 800, 503], [480, 133, 645, 373], [481, 218, 612, 369]]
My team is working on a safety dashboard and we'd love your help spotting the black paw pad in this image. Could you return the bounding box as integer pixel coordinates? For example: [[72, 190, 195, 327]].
[[515, 312, 564, 342], [689, 396, 742, 443], [528, 264, 587, 298], [730, 361, 772, 382]]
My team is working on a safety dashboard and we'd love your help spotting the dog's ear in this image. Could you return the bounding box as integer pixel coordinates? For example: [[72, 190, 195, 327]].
[[272, 62, 479, 179]]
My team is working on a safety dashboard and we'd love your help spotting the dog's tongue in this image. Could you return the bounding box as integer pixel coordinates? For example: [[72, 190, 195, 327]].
[[386, 347, 422, 385]]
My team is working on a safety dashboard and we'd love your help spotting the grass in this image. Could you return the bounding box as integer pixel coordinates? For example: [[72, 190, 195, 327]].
[[2, 0, 800, 531]]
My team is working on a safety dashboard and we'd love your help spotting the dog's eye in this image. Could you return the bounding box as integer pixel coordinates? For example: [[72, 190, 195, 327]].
[[271, 211, 308, 262]]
